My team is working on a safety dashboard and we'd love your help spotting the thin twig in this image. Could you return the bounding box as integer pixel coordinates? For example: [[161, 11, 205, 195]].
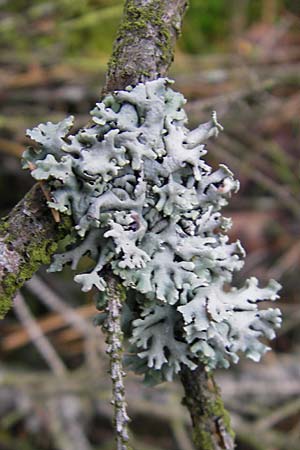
[[26, 275, 104, 370], [27, 162, 60, 223], [254, 397, 300, 431], [103, 275, 130, 450], [2, 304, 96, 351], [26, 276, 91, 334], [14, 292, 66, 376]]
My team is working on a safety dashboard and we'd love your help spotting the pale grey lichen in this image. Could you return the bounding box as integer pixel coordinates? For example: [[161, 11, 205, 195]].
[[23, 78, 281, 384]]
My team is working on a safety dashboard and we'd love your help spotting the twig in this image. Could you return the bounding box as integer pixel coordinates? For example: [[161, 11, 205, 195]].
[[103, 275, 130, 450], [0, 137, 24, 157], [25, 275, 103, 370], [171, 416, 194, 450], [254, 397, 300, 431], [27, 162, 60, 223], [14, 292, 66, 376], [212, 141, 300, 219], [1, 304, 95, 351], [180, 364, 235, 450], [26, 276, 91, 334], [267, 240, 300, 279], [46, 394, 93, 450], [14, 292, 93, 450]]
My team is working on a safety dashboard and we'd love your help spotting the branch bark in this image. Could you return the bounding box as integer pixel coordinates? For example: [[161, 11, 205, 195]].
[[0, 184, 69, 317], [103, 0, 188, 93], [180, 365, 235, 450], [0, 2, 236, 449]]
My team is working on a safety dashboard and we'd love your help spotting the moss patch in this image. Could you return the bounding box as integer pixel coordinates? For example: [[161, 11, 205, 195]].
[[0, 212, 72, 319], [0, 238, 58, 318], [193, 427, 215, 450], [191, 392, 235, 450], [108, 1, 173, 75]]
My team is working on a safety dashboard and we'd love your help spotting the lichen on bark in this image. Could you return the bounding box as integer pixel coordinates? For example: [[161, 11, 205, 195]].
[[103, 276, 131, 450]]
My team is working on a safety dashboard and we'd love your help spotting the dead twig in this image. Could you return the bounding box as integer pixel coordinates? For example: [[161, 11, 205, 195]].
[[14, 292, 66, 376]]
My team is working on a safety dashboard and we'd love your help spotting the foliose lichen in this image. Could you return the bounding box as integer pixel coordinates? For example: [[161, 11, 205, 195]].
[[23, 78, 282, 384]]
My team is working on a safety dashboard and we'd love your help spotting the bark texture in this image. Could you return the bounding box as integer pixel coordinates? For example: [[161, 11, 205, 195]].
[[103, 0, 188, 93], [0, 185, 69, 318], [103, 275, 130, 450], [180, 365, 235, 450]]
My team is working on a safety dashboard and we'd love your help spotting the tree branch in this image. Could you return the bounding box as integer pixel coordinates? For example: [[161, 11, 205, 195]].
[[0, 184, 69, 317], [180, 365, 235, 450], [103, 0, 188, 93], [0, 2, 236, 449]]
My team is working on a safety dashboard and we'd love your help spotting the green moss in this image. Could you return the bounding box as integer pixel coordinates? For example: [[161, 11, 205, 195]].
[[58, 214, 73, 234], [186, 371, 235, 449], [0, 213, 72, 319], [0, 237, 58, 318], [206, 371, 235, 439], [210, 395, 235, 439], [192, 425, 214, 450], [117, 283, 127, 303], [108, 1, 173, 75], [191, 394, 235, 449], [0, 280, 12, 319], [0, 217, 9, 234]]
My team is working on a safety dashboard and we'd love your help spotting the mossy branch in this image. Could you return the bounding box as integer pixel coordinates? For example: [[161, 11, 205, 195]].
[[0, 185, 70, 318], [103, 0, 189, 93], [180, 365, 235, 450]]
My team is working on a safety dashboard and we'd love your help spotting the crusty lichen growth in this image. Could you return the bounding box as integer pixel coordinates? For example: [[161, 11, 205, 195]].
[[23, 78, 281, 384], [103, 276, 131, 450], [111, 1, 172, 65]]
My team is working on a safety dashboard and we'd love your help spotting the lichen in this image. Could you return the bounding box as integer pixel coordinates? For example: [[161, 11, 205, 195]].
[[23, 77, 282, 384]]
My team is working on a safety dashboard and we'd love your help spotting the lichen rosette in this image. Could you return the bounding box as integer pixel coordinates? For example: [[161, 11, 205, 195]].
[[23, 78, 281, 384]]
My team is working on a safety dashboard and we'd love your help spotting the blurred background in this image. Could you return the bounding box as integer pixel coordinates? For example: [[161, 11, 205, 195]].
[[0, 1, 300, 449]]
